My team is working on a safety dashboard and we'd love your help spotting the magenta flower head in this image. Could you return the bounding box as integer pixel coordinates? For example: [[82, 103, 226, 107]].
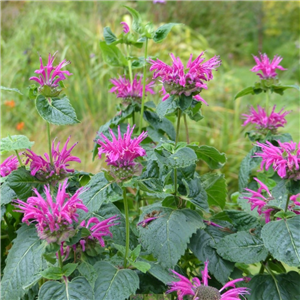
[[153, 0, 166, 3], [14, 179, 88, 244], [120, 22, 130, 34], [29, 51, 72, 97], [96, 124, 147, 181], [167, 261, 250, 300], [255, 141, 300, 180], [251, 52, 286, 79], [242, 105, 291, 134], [110, 75, 155, 105], [149, 52, 221, 105], [25, 136, 81, 184], [0, 155, 19, 177]]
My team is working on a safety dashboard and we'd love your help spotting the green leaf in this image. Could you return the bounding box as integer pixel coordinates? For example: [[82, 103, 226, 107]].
[[0, 86, 23, 95], [7, 167, 43, 200], [268, 180, 288, 210], [103, 26, 118, 44], [38, 277, 93, 300], [186, 101, 203, 122], [271, 84, 300, 95], [0, 135, 34, 154], [94, 261, 139, 300], [156, 96, 178, 118], [153, 23, 181, 43], [189, 227, 235, 284], [130, 261, 151, 273], [190, 145, 226, 169], [225, 210, 261, 231], [78, 261, 98, 290], [1, 225, 45, 300], [63, 263, 78, 277], [35, 95, 79, 125], [247, 272, 300, 300], [40, 267, 63, 280], [138, 206, 204, 268], [201, 173, 227, 209], [261, 216, 300, 267], [217, 231, 268, 264], [99, 41, 127, 67], [1, 182, 17, 206], [124, 6, 143, 34], [234, 86, 255, 99]]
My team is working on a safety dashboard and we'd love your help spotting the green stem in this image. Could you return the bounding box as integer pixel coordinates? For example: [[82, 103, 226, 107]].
[[265, 264, 283, 300], [132, 112, 135, 127], [123, 187, 130, 268], [285, 195, 290, 212], [14, 150, 23, 166], [126, 45, 133, 85], [58, 250, 63, 269], [175, 109, 182, 145], [259, 262, 265, 274], [138, 38, 148, 134], [47, 122, 53, 164], [265, 89, 270, 115], [183, 114, 189, 144]]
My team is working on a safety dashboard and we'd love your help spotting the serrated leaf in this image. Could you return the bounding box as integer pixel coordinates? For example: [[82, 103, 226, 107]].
[[261, 216, 300, 267], [40, 267, 63, 280], [103, 26, 118, 44], [201, 173, 227, 209], [38, 277, 93, 300], [35, 95, 79, 125], [217, 231, 268, 264], [234, 86, 255, 100], [94, 261, 139, 300], [189, 227, 235, 284], [247, 272, 300, 300], [131, 261, 151, 273], [6, 167, 43, 200], [225, 210, 260, 231], [1, 225, 45, 300], [99, 41, 127, 67], [0, 86, 23, 95], [63, 263, 78, 277], [78, 261, 98, 290], [138, 206, 204, 268], [1, 182, 17, 206], [190, 145, 226, 169], [268, 180, 288, 210], [156, 96, 178, 118], [153, 23, 181, 43], [0, 135, 34, 153], [124, 6, 143, 34]]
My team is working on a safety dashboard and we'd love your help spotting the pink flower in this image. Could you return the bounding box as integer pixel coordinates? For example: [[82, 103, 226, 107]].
[[250, 53, 286, 79], [109, 75, 155, 103], [0, 155, 19, 177], [149, 52, 221, 104], [243, 177, 274, 223], [289, 194, 300, 214], [290, 194, 300, 206], [255, 141, 300, 180], [242, 105, 291, 133], [167, 261, 250, 300], [30, 51, 72, 96], [13, 179, 88, 243], [25, 136, 81, 183], [79, 216, 119, 250], [153, 0, 166, 3], [120, 22, 130, 34], [96, 124, 147, 181]]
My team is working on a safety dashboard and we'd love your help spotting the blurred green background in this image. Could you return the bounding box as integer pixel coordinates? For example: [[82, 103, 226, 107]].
[[1, 1, 299, 195]]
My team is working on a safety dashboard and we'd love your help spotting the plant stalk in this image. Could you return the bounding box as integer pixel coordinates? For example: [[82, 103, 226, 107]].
[[175, 109, 182, 145], [265, 264, 282, 300], [183, 114, 190, 144], [126, 45, 133, 85], [58, 250, 63, 269], [47, 122, 53, 164], [15, 150, 23, 166], [138, 38, 148, 134], [265, 89, 270, 115], [123, 187, 130, 268]]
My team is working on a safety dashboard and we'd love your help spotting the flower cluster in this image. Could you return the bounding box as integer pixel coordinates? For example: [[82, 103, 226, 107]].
[[30, 51, 72, 97], [0, 155, 19, 177], [149, 52, 221, 104], [25, 136, 81, 184], [255, 141, 300, 180], [251, 52, 286, 79], [167, 261, 250, 300], [96, 124, 147, 181], [14, 179, 88, 243], [242, 105, 290, 133], [109, 75, 155, 104]]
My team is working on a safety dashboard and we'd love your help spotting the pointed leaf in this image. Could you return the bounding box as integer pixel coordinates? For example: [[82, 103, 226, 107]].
[[124, 6, 143, 34], [0, 135, 34, 154], [234, 86, 255, 100], [156, 96, 178, 118], [153, 23, 181, 43], [271, 84, 300, 95], [78, 261, 98, 290], [103, 27, 118, 44], [99, 41, 127, 67], [0, 86, 23, 95]]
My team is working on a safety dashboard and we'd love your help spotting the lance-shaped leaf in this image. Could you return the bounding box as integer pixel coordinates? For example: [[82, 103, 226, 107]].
[[35, 95, 79, 125], [261, 216, 300, 267], [247, 272, 300, 300], [189, 227, 235, 284], [153, 23, 181, 43], [1, 225, 45, 300], [271, 84, 299, 95], [234, 86, 256, 100], [94, 261, 139, 300], [38, 277, 93, 300], [138, 206, 204, 268], [0, 135, 34, 154], [99, 41, 127, 67], [0, 86, 23, 95], [103, 26, 118, 45], [216, 231, 268, 264], [124, 6, 143, 34], [1, 182, 17, 206]]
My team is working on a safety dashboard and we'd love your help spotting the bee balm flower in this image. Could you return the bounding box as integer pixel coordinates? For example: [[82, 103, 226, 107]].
[[120, 22, 130, 34], [0, 155, 19, 177]]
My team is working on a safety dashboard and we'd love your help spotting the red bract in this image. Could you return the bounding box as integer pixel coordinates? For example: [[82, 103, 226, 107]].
[[0, 155, 19, 177], [14, 179, 88, 244], [25, 136, 81, 183], [250, 53, 286, 79], [255, 141, 300, 180], [149, 52, 221, 104], [242, 105, 290, 133], [167, 261, 250, 300]]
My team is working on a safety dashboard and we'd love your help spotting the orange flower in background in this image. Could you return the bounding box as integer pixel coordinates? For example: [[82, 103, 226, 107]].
[[16, 122, 25, 131], [4, 100, 15, 108]]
